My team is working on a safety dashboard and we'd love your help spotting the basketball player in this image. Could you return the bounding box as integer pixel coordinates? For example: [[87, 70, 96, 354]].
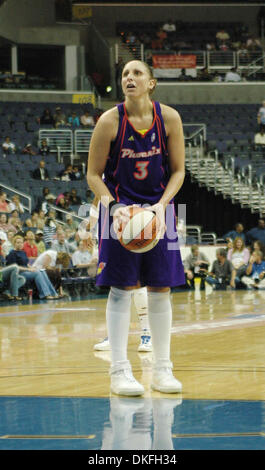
[[87, 196, 152, 352], [87, 60, 185, 396]]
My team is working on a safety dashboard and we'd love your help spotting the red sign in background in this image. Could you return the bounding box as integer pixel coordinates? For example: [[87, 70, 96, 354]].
[[152, 54, 197, 69]]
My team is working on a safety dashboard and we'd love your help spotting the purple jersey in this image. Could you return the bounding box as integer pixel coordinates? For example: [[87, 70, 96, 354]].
[[96, 101, 185, 288], [104, 101, 169, 205]]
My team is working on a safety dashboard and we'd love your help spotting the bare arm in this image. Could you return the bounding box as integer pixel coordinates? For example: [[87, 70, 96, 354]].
[[86, 108, 119, 208], [158, 105, 185, 209]]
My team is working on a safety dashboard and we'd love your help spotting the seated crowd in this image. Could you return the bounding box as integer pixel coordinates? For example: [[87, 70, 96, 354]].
[[183, 219, 265, 291], [0, 188, 98, 302], [38, 106, 97, 129]]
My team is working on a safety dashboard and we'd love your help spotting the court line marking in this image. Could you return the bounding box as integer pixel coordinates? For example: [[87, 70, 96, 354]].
[[0, 307, 97, 318], [0, 435, 96, 439], [171, 314, 265, 335], [1, 432, 264, 440], [172, 432, 265, 438]]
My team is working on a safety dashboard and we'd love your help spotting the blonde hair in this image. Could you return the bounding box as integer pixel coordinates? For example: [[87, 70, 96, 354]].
[[56, 251, 71, 268], [232, 237, 245, 253], [13, 234, 24, 243]]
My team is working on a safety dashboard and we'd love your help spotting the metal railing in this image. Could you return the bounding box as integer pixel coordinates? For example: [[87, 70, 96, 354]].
[[184, 124, 206, 149], [39, 129, 73, 160], [116, 43, 265, 73], [207, 51, 236, 69], [74, 129, 93, 153], [186, 225, 202, 243]]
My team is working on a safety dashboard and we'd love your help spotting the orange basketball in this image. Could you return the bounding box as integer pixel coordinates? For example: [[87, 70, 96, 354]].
[[118, 206, 160, 253]]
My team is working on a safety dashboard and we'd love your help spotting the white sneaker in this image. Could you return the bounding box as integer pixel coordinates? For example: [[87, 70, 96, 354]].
[[138, 335, 152, 352], [94, 337, 110, 351], [151, 362, 182, 394], [110, 362, 145, 397]]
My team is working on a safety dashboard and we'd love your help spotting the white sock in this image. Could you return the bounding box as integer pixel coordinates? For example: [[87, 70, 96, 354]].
[[147, 291, 172, 365], [106, 287, 132, 366], [133, 287, 151, 336]]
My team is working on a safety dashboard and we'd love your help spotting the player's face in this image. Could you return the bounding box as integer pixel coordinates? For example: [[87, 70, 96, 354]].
[[121, 61, 154, 97]]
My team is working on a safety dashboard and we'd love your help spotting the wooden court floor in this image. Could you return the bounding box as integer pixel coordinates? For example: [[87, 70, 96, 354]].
[[0, 288, 265, 401]]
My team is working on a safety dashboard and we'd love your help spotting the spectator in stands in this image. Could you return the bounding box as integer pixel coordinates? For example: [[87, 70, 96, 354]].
[[237, 43, 250, 65], [23, 230, 38, 263], [39, 138, 50, 156], [250, 240, 265, 258], [8, 210, 22, 232], [39, 108, 54, 126], [0, 192, 10, 213], [205, 248, 236, 290], [0, 262, 25, 301], [254, 128, 265, 149], [47, 208, 57, 223], [6, 235, 59, 300], [36, 210, 45, 230], [257, 101, 265, 132], [35, 187, 50, 211], [223, 222, 246, 243], [216, 28, 230, 47], [55, 194, 72, 218], [178, 69, 188, 82], [53, 106, 66, 128], [246, 35, 262, 51], [162, 19, 176, 37], [198, 67, 212, 82], [32, 249, 70, 297], [0, 230, 7, 257], [224, 68, 241, 82], [51, 229, 74, 254], [58, 164, 74, 181], [80, 110, 94, 128], [43, 217, 57, 248], [8, 195, 24, 214], [24, 211, 41, 230], [219, 41, 230, 52], [246, 218, 265, 245], [72, 239, 97, 277], [151, 27, 167, 50], [212, 72, 223, 83], [69, 188, 81, 206], [126, 31, 138, 51], [183, 244, 210, 290], [41, 193, 57, 214], [32, 160, 50, 181], [35, 230, 46, 255], [1, 228, 16, 257], [2, 136, 16, 155], [22, 143, 37, 156], [227, 237, 250, 282], [68, 112, 80, 129], [65, 214, 79, 234], [72, 166, 82, 180], [0, 213, 16, 233], [206, 42, 216, 52], [241, 250, 265, 289]]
